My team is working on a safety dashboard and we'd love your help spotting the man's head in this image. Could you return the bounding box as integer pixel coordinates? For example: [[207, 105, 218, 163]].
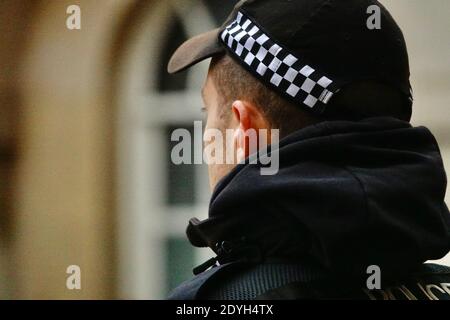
[[202, 54, 286, 189], [170, 0, 413, 189]]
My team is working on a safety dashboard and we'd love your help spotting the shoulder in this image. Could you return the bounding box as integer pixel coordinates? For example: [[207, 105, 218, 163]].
[[169, 262, 450, 300], [201, 262, 450, 300], [200, 262, 325, 300]]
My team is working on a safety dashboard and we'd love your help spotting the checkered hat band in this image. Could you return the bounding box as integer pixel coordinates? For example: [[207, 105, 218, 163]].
[[220, 11, 335, 111]]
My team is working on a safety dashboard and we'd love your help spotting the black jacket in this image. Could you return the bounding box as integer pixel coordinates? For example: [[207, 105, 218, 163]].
[[169, 117, 450, 300]]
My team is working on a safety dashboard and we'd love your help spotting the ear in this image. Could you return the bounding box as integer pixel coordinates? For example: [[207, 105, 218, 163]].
[[231, 100, 269, 161], [231, 101, 247, 162]]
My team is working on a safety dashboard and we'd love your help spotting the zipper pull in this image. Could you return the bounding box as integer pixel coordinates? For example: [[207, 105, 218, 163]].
[[193, 256, 218, 275]]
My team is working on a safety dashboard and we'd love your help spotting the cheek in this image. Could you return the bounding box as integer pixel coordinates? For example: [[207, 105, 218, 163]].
[[206, 107, 219, 128], [203, 115, 212, 147], [203, 108, 220, 143], [204, 113, 212, 131]]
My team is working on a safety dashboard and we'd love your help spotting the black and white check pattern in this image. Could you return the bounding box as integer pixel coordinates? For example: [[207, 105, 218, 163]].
[[220, 11, 335, 111]]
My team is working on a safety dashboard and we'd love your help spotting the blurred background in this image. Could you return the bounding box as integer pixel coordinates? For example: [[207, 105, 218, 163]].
[[0, 0, 449, 299]]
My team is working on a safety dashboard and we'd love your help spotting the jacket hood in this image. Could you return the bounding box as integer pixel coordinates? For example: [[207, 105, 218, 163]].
[[187, 117, 450, 274]]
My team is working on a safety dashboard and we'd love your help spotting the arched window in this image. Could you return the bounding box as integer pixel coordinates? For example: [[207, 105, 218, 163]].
[[116, 0, 238, 299]]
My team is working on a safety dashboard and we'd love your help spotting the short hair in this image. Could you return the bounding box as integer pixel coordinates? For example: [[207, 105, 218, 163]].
[[209, 55, 411, 138], [209, 55, 320, 137]]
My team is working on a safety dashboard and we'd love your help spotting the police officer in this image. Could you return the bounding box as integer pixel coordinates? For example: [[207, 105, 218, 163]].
[[166, 0, 450, 299]]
